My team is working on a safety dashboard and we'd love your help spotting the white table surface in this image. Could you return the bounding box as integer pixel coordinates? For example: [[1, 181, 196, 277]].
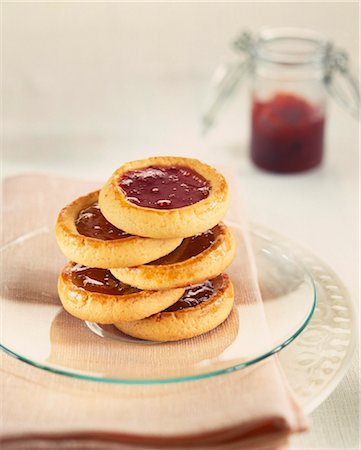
[[3, 2, 359, 449]]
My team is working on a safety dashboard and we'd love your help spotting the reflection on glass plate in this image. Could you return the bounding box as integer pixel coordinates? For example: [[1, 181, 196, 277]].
[[0, 223, 317, 383]]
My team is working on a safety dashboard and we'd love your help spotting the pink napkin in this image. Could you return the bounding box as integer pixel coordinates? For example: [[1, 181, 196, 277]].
[[1, 173, 308, 449]]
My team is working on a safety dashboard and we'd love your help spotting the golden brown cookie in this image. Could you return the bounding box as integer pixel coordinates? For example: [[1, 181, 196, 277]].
[[110, 222, 235, 290], [115, 273, 234, 341], [55, 190, 183, 268], [98, 156, 229, 239], [58, 262, 185, 323]]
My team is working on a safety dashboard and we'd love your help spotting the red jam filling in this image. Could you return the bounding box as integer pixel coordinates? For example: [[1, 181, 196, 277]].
[[164, 280, 215, 312], [118, 165, 211, 210], [251, 93, 325, 173], [70, 264, 139, 295], [149, 227, 217, 266], [76, 203, 131, 240]]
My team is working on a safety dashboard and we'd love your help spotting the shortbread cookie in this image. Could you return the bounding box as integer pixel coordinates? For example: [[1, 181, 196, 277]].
[[55, 190, 182, 268], [111, 223, 235, 290], [99, 156, 229, 238], [115, 273, 234, 341], [58, 262, 185, 323]]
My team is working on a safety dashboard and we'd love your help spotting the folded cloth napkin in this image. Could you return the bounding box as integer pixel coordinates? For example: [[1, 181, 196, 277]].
[[0, 173, 308, 450]]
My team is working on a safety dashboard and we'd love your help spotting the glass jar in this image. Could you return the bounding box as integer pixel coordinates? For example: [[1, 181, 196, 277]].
[[249, 28, 327, 173], [203, 27, 360, 174]]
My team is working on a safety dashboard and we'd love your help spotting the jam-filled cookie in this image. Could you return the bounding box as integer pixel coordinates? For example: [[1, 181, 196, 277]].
[[98, 156, 229, 239], [58, 262, 185, 324], [115, 274, 234, 341], [111, 223, 235, 290], [55, 191, 183, 268]]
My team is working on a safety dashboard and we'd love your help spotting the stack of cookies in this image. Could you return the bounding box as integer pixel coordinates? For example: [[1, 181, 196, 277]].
[[56, 156, 236, 341]]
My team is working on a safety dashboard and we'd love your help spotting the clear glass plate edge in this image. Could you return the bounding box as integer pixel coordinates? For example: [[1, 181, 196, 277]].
[[261, 222, 358, 414], [0, 223, 318, 385]]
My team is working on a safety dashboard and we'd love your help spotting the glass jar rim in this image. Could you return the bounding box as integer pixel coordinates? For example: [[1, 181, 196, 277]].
[[256, 27, 329, 65]]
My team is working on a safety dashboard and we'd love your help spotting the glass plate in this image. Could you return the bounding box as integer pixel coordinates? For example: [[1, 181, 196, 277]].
[[0, 223, 316, 384]]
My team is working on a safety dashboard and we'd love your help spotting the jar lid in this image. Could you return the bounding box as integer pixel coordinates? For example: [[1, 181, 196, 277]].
[[202, 28, 360, 132], [254, 27, 329, 65]]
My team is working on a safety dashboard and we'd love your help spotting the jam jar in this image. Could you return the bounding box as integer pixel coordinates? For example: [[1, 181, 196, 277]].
[[249, 28, 328, 173], [203, 28, 360, 174]]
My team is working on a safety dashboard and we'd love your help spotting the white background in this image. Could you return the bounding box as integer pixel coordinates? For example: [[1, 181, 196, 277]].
[[2, 2, 359, 449]]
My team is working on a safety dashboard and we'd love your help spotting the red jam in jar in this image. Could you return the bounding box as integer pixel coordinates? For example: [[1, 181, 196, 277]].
[[251, 92, 325, 173]]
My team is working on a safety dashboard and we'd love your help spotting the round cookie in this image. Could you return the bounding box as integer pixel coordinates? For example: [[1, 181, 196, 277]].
[[115, 274, 234, 341], [98, 156, 229, 239], [55, 190, 183, 268], [111, 223, 236, 290], [58, 262, 185, 324]]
